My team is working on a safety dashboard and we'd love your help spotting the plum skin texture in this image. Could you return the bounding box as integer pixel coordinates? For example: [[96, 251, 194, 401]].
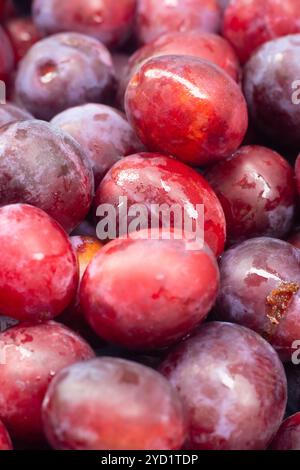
[[118, 31, 240, 108], [270, 413, 300, 450], [0, 204, 79, 321], [223, 0, 300, 64], [0, 102, 32, 127], [33, 0, 136, 49], [125, 55, 248, 167], [80, 234, 219, 350], [42, 357, 187, 450], [136, 0, 221, 45], [216, 237, 300, 361], [0, 321, 95, 443], [94, 152, 226, 257], [243, 34, 300, 149], [161, 322, 287, 450], [15, 32, 116, 120], [0, 120, 94, 233], [205, 145, 297, 244], [5, 16, 43, 64], [51, 104, 144, 187]]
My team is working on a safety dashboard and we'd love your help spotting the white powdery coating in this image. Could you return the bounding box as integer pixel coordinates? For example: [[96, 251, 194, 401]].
[[161, 322, 287, 450]]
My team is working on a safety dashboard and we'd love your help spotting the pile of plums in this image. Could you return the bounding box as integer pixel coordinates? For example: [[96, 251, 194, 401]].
[[0, 0, 300, 451]]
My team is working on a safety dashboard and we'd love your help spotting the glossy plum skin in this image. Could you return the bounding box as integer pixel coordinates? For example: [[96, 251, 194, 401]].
[[216, 238, 300, 361], [5, 16, 43, 64], [80, 234, 219, 350], [243, 35, 300, 149], [42, 357, 186, 450], [0, 322, 94, 443], [223, 0, 300, 64], [15, 33, 116, 120], [136, 0, 221, 45], [161, 322, 287, 450], [0, 204, 78, 321], [118, 31, 240, 109], [51, 104, 143, 187], [270, 413, 300, 450], [0, 120, 94, 233], [0, 102, 32, 127], [33, 0, 136, 49], [125, 55, 248, 167], [0, 25, 14, 83], [205, 146, 297, 244], [94, 153, 226, 257]]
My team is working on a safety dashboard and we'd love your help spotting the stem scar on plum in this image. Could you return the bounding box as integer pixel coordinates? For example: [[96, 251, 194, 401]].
[[265, 282, 299, 338]]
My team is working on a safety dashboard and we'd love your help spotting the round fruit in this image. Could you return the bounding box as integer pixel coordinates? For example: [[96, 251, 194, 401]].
[[216, 237, 300, 361], [205, 145, 297, 244], [136, 0, 221, 45], [223, 0, 300, 64], [125, 55, 248, 166], [94, 153, 226, 256], [161, 322, 287, 450], [33, 0, 136, 49], [0, 321, 94, 443], [42, 357, 186, 450], [0, 120, 94, 233], [15, 32, 115, 120], [80, 232, 219, 349], [51, 104, 143, 187], [0, 204, 78, 321]]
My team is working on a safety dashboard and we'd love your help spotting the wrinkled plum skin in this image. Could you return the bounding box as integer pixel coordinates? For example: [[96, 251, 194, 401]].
[[216, 238, 300, 361], [0, 204, 78, 321], [94, 153, 226, 256], [125, 55, 248, 167], [118, 31, 240, 109], [0, 102, 32, 127], [161, 322, 287, 450], [15, 32, 116, 120], [0, 120, 94, 233], [270, 413, 300, 450], [5, 16, 43, 64], [0, 322, 94, 443], [136, 0, 221, 45], [42, 358, 186, 450], [51, 104, 144, 187], [223, 0, 300, 64], [205, 146, 297, 244], [0, 25, 14, 83], [33, 0, 136, 49], [0, 421, 12, 450], [80, 235, 219, 350], [244, 35, 300, 149]]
